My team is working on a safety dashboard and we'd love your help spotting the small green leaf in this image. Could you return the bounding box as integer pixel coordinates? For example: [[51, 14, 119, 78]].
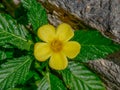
[[7, 88, 22, 90], [0, 48, 13, 60], [37, 73, 66, 90], [72, 30, 120, 62], [21, 0, 48, 32], [60, 61, 105, 90], [0, 55, 33, 89], [50, 73, 66, 90], [0, 14, 33, 50], [37, 73, 50, 90]]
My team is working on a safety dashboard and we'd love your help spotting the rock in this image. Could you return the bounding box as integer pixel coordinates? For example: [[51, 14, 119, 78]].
[[38, 0, 120, 44], [88, 59, 120, 90]]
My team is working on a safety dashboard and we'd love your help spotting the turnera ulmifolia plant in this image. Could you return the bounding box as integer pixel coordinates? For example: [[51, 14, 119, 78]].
[[34, 23, 81, 70]]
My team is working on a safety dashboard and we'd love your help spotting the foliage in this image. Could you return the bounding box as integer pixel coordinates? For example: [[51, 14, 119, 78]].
[[60, 61, 105, 90], [21, 0, 48, 32], [72, 30, 120, 62], [0, 0, 120, 90], [0, 56, 33, 89], [0, 14, 32, 50], [37, 73, 66, 90]]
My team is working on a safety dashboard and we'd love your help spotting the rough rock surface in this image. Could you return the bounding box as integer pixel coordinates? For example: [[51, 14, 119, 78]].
[[38, 0, 120, 44], [88, 59, 120, 90], [38, 0, 120, 90]]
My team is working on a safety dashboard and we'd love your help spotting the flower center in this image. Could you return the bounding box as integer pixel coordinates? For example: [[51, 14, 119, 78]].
[[50, 39, 63, 52]]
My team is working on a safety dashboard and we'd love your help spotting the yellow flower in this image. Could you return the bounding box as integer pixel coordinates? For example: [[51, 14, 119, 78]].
[[34, 23, 81, 70]]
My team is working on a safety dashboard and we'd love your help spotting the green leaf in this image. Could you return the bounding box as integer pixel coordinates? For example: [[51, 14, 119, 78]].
[[0, 55, 33, 89], [60, 61, 105, 90], [8, 88, 22, 90], [72, 30, 120, 62], [0, 48, 13, 60], [37, 73, 66, 90], [21, 0, 48, 32], [0, 14, 33, 50]]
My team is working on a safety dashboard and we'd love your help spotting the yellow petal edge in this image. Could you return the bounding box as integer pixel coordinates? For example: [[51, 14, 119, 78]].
[[37, 24, 56, 42]]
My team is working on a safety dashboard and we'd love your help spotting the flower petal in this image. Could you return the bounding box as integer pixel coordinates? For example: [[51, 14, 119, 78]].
[[63, 41, 81, 59], [34, 43, 52, 61], [49, 53, 68, 70], [37, 24, 56, 42], [56, 23, 74, 42]]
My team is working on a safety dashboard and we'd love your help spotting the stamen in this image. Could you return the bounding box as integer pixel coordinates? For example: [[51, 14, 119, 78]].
[[50, 40, 63, 52]]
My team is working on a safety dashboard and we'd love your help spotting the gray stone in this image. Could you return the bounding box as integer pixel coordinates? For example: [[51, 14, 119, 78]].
[[88, 59, 120, 90]]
